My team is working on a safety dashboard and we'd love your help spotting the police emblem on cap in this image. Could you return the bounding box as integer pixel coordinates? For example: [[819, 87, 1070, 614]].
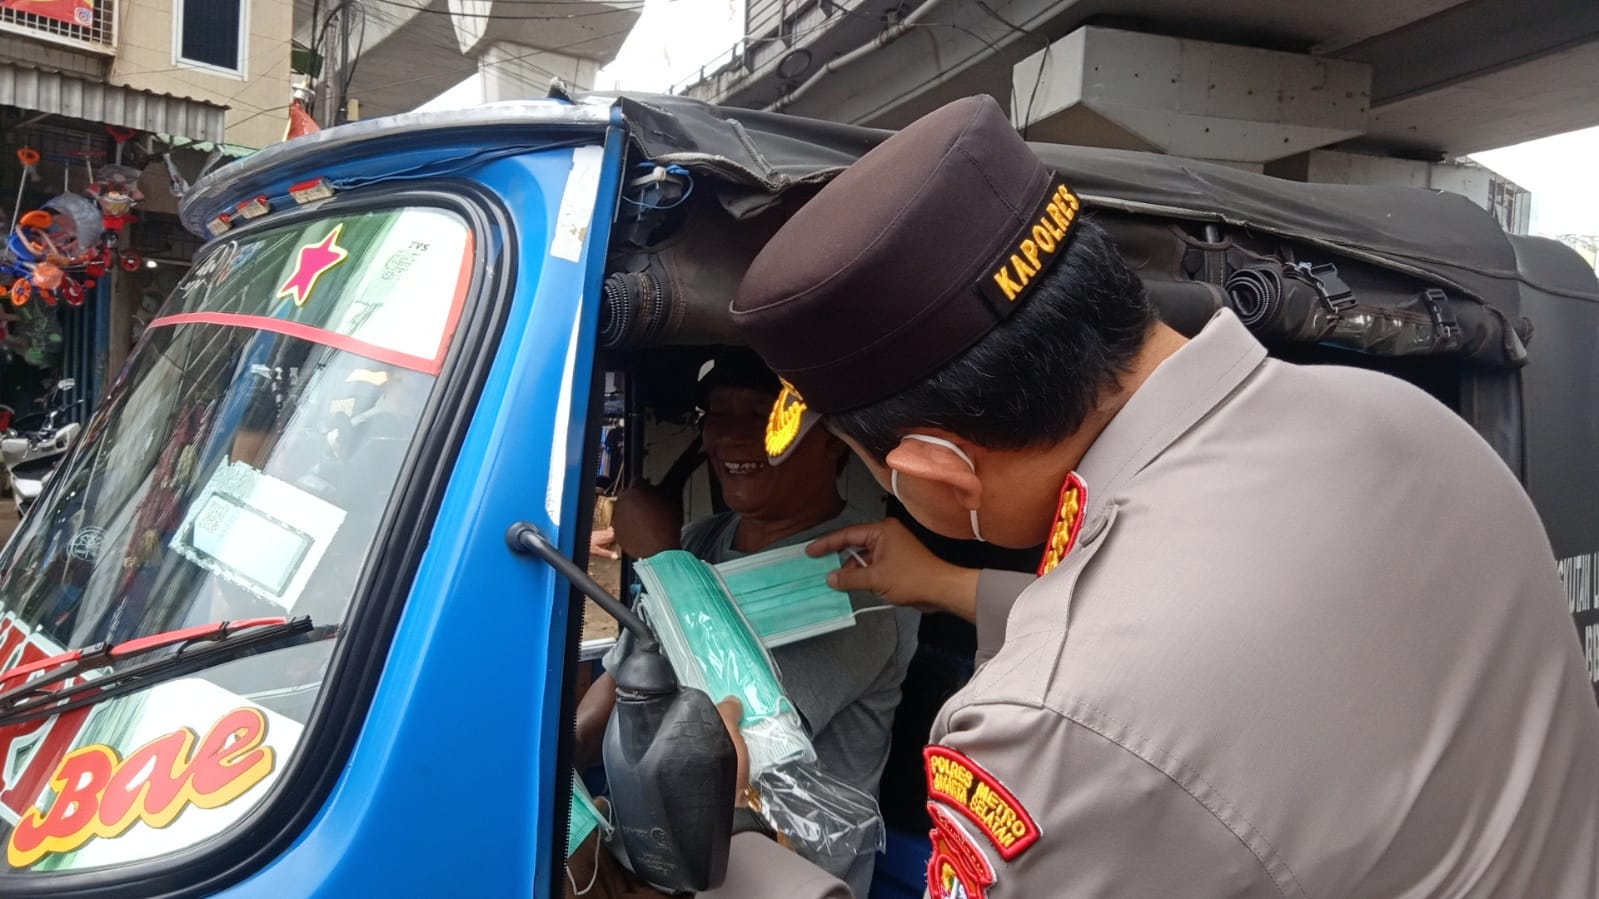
[[765, 379, 813, 463]]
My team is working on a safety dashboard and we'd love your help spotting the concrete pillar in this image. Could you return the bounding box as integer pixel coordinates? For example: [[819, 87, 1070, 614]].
[[447, 0, 634, 97], [477, 42, 603, 100], [1011, 26, 1372, 164]]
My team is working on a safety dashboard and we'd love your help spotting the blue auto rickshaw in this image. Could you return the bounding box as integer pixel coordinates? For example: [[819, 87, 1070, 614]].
[[0, 90, 1591, 898]]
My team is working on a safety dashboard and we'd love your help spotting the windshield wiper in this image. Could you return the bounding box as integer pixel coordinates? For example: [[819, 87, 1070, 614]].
[[0, 616, 331, 728]]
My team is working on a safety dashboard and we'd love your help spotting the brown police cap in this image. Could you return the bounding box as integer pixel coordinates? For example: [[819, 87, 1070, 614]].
[[732, 94, 1081, 434]]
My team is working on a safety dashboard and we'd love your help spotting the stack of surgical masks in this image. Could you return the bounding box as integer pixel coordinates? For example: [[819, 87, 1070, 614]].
[[631, 547, 886, 875], [633, 550, 817, 774]]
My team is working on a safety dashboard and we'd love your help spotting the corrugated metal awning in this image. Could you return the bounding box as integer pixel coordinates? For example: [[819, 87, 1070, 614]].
[[0, 63, 227, 143], [152, 132, 256, 160]]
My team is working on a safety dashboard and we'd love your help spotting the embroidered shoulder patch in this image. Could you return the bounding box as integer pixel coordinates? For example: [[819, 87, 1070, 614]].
[[924, 745, 1040, 860], [1037, 472, 1087, 576], [927, 803, 994, 899]]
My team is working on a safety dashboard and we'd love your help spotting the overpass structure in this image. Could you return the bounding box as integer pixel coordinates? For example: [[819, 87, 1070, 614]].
[[295, 0, 642, 121], [679, 0, 1598, 224]]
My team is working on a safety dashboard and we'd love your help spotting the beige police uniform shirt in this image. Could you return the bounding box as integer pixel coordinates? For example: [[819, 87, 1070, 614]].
[[707, 309, 1599, 898]]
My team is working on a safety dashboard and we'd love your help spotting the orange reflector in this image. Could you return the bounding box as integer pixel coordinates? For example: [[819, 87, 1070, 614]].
[[236, 195, 271, 219], [205, 213, 233, 237], [289, 178, 335, 205]]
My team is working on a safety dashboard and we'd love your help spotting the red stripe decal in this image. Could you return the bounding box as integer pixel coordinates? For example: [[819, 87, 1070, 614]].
[[430, 229, 474, 366], [146, 312, 442, 375]]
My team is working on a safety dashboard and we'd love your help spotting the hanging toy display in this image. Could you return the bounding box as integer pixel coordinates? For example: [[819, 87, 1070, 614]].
[[1, 134, 133, 308], [86, 127, 143, 239], [44, 189, 106, 303], [5, 209, 68, 306], [4, 198, 103, 309]]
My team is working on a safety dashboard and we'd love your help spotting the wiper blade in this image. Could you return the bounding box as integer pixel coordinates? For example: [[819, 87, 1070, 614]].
[[0, 616, 330, 728]]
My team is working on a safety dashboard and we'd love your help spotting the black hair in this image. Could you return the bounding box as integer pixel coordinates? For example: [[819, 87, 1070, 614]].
[[827, 216, 1154, 459]]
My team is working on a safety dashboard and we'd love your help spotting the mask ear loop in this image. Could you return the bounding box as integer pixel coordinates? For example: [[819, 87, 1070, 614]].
[[565, 791, 614, 896], [891, 435, 985, 543]]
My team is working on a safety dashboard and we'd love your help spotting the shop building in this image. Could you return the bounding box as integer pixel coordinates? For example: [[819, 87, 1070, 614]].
[[0, 0, 291, 419]]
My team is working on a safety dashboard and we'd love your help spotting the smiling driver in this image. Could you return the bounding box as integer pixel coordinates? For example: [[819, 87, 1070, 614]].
[[573, 348, 919, 897]]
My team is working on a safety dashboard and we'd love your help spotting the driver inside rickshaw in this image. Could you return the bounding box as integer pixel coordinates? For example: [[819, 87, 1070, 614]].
[[574, 348, 919, 897]]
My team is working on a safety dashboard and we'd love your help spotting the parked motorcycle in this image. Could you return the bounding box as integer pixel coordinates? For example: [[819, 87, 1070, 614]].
[[1, 378, 82, 518]]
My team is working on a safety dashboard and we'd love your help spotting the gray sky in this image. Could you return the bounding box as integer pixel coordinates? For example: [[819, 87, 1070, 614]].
[[596, 0, 743, 95], [1472, 127, 1599, 238]]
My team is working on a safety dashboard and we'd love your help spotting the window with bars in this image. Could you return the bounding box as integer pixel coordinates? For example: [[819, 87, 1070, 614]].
[[0, 0, 115, 53], [176, 0, 245, 75]]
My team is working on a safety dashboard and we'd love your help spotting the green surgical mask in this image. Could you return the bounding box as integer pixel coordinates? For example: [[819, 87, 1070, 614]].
[[715, 544, 857, 647], [567, 772, 608, 858]]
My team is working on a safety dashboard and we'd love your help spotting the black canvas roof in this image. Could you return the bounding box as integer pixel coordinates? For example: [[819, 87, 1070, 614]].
[[603, 91, 1599, 558], [607, 92, 1599, 316]]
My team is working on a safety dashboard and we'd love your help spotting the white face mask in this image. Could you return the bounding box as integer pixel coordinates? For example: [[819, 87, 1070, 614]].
[[890, 434, 985, 543]]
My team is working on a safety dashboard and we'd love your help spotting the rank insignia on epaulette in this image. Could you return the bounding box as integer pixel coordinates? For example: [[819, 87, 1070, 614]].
[[1038, 472, 1087, 576]]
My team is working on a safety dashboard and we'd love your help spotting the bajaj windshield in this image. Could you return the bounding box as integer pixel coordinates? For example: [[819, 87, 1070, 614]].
[[0, 205, 473, 873]]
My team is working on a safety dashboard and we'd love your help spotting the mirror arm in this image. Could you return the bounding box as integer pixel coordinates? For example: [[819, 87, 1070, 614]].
[[506, 521, 661, 655]]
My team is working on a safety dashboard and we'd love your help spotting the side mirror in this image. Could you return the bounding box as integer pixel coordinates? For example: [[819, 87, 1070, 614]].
[[602, 646, 736, 893]]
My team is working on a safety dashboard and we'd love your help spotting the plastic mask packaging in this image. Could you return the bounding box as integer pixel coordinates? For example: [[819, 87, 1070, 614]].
[[566, 772, 609, 857], [633, 550, 817, 774], [715, 544, 856, 647], [630, 549, 887, 875]]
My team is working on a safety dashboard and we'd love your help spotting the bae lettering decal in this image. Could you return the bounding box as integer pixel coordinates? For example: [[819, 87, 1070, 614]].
[[7, 707, 275, 867]]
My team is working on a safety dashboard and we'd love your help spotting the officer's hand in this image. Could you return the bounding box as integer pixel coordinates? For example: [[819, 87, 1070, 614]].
[[716, 697, 751, 807], [807, 518, 981, 622], [611, 484, 684, 558]]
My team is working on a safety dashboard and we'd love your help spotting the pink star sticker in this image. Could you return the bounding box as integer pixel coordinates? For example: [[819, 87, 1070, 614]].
[[278, 224, 349, 307]]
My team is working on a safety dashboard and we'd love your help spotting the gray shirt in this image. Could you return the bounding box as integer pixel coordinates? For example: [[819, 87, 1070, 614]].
[[608, 507, 919, 896], [710, 309, 1599, 898]]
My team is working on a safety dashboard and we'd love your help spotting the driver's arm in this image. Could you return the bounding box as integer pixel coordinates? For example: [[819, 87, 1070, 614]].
[[574, 671, 616, 770]]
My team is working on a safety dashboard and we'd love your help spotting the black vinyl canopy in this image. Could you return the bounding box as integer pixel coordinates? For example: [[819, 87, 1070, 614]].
[[603, 91, 1599, 558]]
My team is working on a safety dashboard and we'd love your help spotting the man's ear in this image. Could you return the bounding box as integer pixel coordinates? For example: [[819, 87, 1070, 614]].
[[885, 434, 983, 510]]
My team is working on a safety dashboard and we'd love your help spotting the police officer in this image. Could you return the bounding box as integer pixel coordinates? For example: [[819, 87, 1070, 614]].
[[704, 95, 1599, 897]]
